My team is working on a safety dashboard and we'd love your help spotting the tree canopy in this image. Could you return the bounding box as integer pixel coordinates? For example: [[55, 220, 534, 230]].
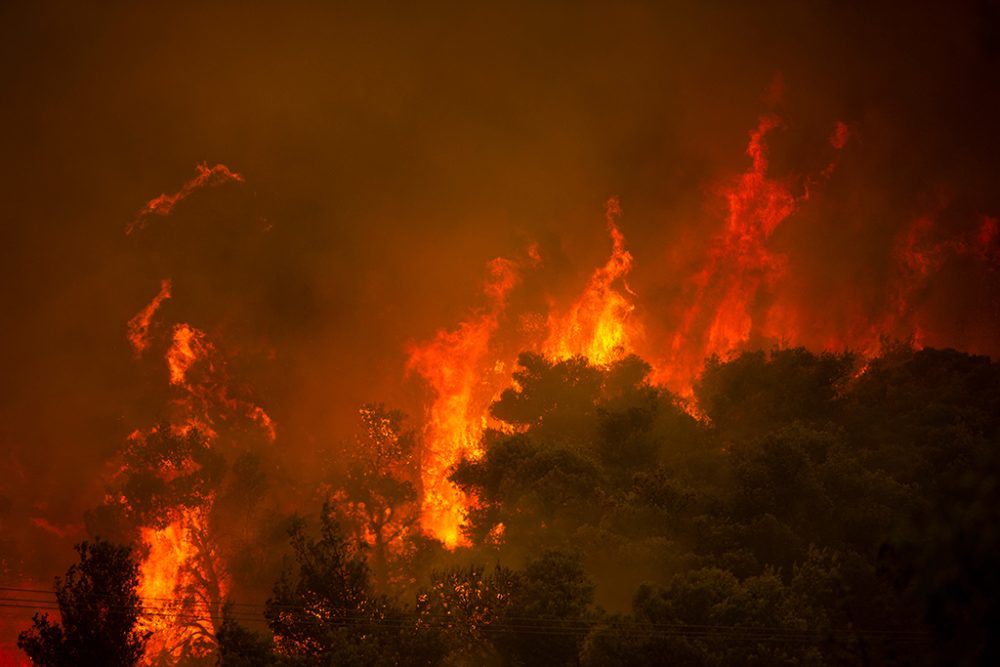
[[22, 345, 1000, 666], [18, 539, 149, 667]]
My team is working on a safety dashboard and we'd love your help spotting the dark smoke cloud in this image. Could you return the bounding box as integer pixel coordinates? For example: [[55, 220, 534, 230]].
[[0, 0, 998, 645]]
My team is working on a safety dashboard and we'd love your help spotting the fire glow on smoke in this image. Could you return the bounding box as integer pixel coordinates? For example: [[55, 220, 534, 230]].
[[404, 114, 999, 546], [64, 110, 1000, 662]]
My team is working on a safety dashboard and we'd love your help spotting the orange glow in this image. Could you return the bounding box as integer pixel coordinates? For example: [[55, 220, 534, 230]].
[[121, 164, 274, 662], [139, 519, 191, 610], [247, 405, 278, 442], [651, 115, 836, 395], [400, 112, 999, 546], [830, 120, 850, 150], [28, 517, 83, 539], [166, 324, 212, 387], [543, 197, 640, 365], [406, 258, 520, 547], [129, 316, 273, 661], [876, 212, 1000, 350], [138, 507, 227, 663], [408, 203, 642, 546], [127, 279, 172, 355]]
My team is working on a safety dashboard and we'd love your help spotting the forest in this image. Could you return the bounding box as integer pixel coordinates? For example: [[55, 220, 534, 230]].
[[4, 2, 1000, 666], [16, 343, 1000, 666]]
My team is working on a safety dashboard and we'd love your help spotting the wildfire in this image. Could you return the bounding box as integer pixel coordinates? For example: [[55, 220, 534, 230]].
[[543, 196, 640, 365], [397, 106, 1000, 549], [120, 164, 275, 664], [880, 212, 1000, 350], [402, 114, 866, 540], [138, 507, 227, 661], [643, 115, 848, 395], [406, 258, 520, 547], [89, 99, 1000, 667], [167, 324, 213, 387], [407, 202, 646, 546]]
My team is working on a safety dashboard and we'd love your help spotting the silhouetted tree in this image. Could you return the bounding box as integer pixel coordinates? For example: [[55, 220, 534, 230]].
[[493, 550, 594, 667], [215, 604, 276, 667], [455, 352, 709, 557], [264, 505, 372, 660], [18, 538, 149, 667], [695, 348, 856, 441], [416, 563, 516, 663], [264, 503, 445, 666]]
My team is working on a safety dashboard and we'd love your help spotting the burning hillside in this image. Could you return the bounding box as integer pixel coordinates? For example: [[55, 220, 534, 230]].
[[2, 2, 999, 665], [404, 113, 998, 546]]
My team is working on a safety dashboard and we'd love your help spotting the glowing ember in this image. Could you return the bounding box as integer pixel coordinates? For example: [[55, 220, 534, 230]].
[[247, 405, 278, 442], [128, 280, 172, 356], [167, 324, 212, 387]]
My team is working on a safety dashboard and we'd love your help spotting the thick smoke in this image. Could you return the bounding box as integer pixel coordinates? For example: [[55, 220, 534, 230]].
[[1, 0, 998, 658]]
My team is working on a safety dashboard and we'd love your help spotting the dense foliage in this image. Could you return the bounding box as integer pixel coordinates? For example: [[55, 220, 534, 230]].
[[24, 345, 1000, 665], [17, 539, 149, 667], [220, 345, 998, 665], [447, 346, 999, 665]]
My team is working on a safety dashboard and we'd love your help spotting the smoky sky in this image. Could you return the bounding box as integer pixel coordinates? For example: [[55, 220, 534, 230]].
[[1, 0, 998, 590]]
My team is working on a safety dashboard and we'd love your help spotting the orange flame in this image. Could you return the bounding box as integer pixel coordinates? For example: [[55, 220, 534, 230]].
[[128, 279, 172, 356], [876, 212, 1000, 350], [407, 204, 643, 546], [406, 258, 520, 547], [138, 507, 227, 662], [127, 163, 244, 235], [543, 197, 640, 365], [651, 115, 843, 395], [166, 324, 212, 387], [119, 163, 275, 664], [405, 113, 991, 546]]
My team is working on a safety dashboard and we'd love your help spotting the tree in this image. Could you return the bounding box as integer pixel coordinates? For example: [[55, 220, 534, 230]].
[[416, 563, 516, 663], [117, 425, 226, 529], [454, 352, 709, 555], [215, 604, 276, 667], [492, 550, 595, 667], [263, 503, 445, 666], [695, 348, 856, 441], [490, 352, 605, 447], [337, 404, 420, 593], [264, 506, 373, 660], [416, 551, 593, 666], [452, 431, 604, 546], [582, 569, 823, 667], [18, 538, 150, 667]]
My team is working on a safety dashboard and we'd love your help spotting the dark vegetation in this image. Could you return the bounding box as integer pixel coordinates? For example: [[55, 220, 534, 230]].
[[22, 345, 1000, 665], [17, 539, 149, 666]]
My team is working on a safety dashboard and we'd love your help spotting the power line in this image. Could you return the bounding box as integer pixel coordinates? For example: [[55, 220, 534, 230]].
[[0, 584, 933, 646]]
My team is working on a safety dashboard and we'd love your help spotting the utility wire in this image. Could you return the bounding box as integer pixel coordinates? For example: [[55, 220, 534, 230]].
[[0, 585, 932, 644]]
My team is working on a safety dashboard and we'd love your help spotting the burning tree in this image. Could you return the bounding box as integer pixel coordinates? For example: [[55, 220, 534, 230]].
[[86, 426, 232, 664], [104, 163, 282, 665], [334, 404, 421, 592]]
